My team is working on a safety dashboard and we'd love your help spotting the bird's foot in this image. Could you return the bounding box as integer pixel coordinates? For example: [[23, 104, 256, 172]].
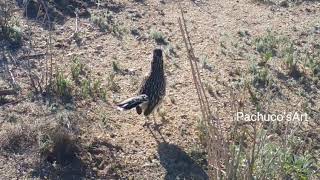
[[142, 121, 152, 128], [152, 123, 163, 131]]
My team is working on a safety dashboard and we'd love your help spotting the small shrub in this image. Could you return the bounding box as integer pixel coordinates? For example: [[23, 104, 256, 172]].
[[306, 51, 320, 78], [39, 126, 80, 166], [111, 23, 127, 39], [196, 117, 208, 147], [255, 31, 279, 57], [150, 30, 168, 45], [55, 71, 72, 101], [81, 79, 91, 98], [112, 61, 121, 73], [228, 127, 319, 179], [284, 42, 299, 76], [90, 12, 112, 32], [201, 55, 213, 72], [70, 56, 84, 82], [0, 123, 36, 154], [250, 62, 271, 88], [107, 73, 120, 92], [0, 2, 22, 48]]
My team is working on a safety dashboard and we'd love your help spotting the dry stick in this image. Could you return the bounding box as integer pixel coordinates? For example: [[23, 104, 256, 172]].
[[180, 24, 218, 146], [248, 124, 257, 179], [3, 53, 19, 92], [8, 51, 17, 65], [180, 7, 224, 149], [39, 0, 54, 93], [8, 68, 17, 88], [75, 9, 79, 34], [178, 6, 227, 178], [39, 0, 49, 90], [180, 10, 211, 120], [227, 89, 238, 178], [24, 0, 38, 94], [180, 10, 228, 171], [178, 10, 207, 122], [0, 89, 16, 96], [17, 53, 46, 61], [178, 18, 206, 122], [183, 6, 229, 175]]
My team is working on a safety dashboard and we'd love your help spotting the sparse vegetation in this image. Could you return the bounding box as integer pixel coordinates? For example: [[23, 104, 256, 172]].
[[107, 73, 120, 93], [0, 1, 22, 48], [0, 0, 319, 179], [91, 11, 127, 39], [55, 71, 73, 102], [91, 12, 112, 32], [150, 29, 168, 45], [50, 56, 107, 102], [71, 56, 85, 83]]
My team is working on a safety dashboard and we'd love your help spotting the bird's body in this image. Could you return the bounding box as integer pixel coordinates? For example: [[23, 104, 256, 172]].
[[117, 49, 166, 119]]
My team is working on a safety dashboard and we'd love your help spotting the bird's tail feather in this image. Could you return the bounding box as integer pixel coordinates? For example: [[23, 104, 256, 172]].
[[117, 94, 148, 111]]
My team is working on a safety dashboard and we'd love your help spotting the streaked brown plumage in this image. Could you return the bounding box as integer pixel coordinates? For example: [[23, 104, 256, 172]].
[[117, 48, 166, 118]]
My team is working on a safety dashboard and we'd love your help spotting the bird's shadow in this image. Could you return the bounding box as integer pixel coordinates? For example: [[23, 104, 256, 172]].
[[158, 142, 209, 180], [148, 128, 209, 180]]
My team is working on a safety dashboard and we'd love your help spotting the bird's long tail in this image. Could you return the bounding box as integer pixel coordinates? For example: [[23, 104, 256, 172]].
[[116, 94, 148, 111]]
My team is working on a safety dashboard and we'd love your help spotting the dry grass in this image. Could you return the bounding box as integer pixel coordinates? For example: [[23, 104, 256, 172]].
[[0, 0, 319, 179], [178, 3, 319, 179]]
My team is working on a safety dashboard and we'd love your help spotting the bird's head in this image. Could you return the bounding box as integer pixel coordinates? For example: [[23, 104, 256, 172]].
[[153, 48, 163, 60], [151, 48, 164, 70]]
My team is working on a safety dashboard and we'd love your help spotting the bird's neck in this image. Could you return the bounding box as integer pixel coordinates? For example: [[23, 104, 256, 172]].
[[151, 63, 164, 76]]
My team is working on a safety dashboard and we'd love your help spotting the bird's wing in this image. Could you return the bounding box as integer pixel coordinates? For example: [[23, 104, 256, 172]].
[[138, 72, 150, 95], [117, 94, 148, 111]]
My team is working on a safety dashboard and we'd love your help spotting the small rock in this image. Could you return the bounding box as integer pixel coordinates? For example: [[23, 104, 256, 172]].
[[110, 133, 116, 138]]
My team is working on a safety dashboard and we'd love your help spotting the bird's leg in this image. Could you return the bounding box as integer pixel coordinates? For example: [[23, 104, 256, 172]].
[[152, 112, 157, 125], [153, 111, 163, 131], [143, 116, 151, 128]]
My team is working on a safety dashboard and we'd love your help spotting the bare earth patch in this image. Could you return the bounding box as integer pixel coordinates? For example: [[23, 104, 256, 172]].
[[0, 0, 319, 179]]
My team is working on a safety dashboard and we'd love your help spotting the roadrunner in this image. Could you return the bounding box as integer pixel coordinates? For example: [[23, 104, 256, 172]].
[[117, 49, 166, 125]]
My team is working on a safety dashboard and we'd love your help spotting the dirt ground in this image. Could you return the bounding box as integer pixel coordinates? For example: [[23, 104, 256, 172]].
[[0, 0, 319, 179]]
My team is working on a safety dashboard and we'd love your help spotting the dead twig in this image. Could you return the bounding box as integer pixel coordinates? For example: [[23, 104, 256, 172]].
[[178, 4, 228, 179], [17, 53, 46, 61], [0, 89, 16, 96]]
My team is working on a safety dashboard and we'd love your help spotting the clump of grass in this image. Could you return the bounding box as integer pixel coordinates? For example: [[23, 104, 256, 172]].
[[112, 61, 121, 73], [38, 125, 80, 166], [0, 2, 23, 48], [111, 23, 127, 39], [150, 30, 168, 45], [107, 73, 120, 92], [196, 117, 208, 147], [71, 56, 85, 83], [250, 61, 272, 88], [55, 71, 72, 102], [80, 79, 91, 98], [305, 50, 320, 79], [0, 123, 36, 154], [90, 11, 113, 32], [201, 55, 214, 72], [91, 11, 126, 39], [255, 32, 302, 77], [229, 127, 319, 179], [189, 147, 208, 170], [54, 61, 106, 102], [255, 31, 279, 59], [78, 78, 106, 100], [283, 41, 300, 77], [204, 82, 215, 97], [72, 31, 82, 45]]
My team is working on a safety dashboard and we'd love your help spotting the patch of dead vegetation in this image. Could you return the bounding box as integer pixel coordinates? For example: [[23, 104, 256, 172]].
[[0, 123, 36, 155]]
